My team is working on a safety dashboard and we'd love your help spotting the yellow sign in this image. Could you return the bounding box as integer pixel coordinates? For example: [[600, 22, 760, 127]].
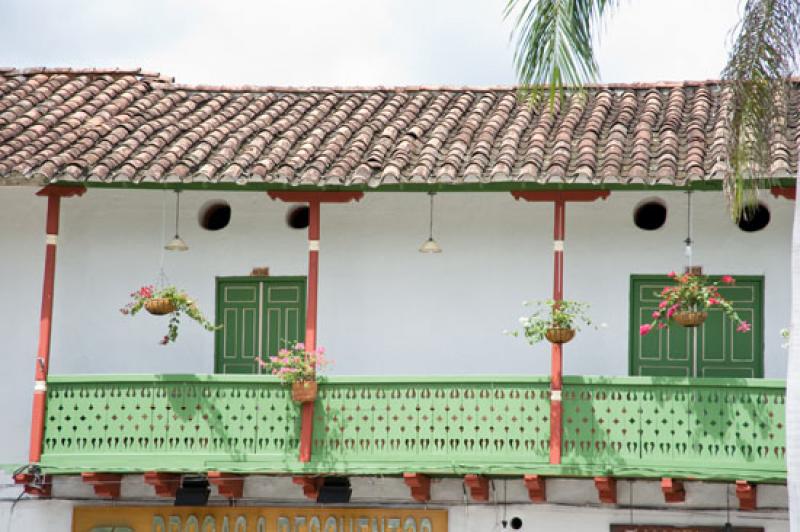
[[73, 506, 448, 532]]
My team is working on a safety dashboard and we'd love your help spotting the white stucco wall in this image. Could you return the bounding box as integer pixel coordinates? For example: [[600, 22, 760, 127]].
[[0, 186, 793, 465]]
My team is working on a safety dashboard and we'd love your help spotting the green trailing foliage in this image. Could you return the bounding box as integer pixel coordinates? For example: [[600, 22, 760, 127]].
[[120, 285, 219, 345], [507, 299, 595, 345], [721, 0, 800, 219], [505, 0, 617, 107], [506, 0, 800, 219]]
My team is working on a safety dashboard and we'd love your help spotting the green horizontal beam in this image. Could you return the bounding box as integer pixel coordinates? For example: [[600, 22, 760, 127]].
[[46, 373, 785, 388], [44, 177, 796, 193], [562, 375, 786, 388], [38, 456, 785, 484], [46, 374, 552, 385]]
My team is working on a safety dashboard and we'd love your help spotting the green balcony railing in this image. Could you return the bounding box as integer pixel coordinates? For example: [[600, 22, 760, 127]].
[[39, 374, 786, 482]]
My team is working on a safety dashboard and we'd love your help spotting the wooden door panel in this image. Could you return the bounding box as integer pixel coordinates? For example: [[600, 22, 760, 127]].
[[262, 281, 305, 360], [216, 281, 259, 374], [215, 277, 306, 374], [630, 275, 763, 378]]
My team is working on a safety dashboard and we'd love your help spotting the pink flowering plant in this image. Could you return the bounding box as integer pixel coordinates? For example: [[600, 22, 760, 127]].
[[120, 285, 219, 345], [257, 341, 331, 384], [639, 273, 751, 336]]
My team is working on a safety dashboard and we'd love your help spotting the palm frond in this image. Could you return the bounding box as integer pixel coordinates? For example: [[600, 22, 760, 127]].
[[721, 0, 800, 219], [505, 0, 616, 105]]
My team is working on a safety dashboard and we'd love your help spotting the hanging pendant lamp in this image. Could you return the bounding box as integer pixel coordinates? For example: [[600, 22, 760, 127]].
[[165, 190, 189, 251], [419, 192, 442, 253]]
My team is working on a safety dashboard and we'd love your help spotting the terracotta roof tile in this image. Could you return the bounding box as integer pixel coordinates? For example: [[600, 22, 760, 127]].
[[0, 68, 798, 187]]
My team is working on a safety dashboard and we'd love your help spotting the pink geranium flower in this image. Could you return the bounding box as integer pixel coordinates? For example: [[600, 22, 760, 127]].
[[639, 324, 652, 336], [658, 300, 669, 308], [721, 275, 735, 285], [737, 321, 751, 333], [652, 311, 660, 319], [667, 271, 677, 279], [708, 298, 719, 305]]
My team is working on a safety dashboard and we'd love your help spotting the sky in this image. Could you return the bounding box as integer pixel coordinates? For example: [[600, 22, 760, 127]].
[[0, 0, 743, 87]]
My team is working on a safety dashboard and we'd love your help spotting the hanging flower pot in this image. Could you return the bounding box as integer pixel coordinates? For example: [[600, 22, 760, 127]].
[[121, 285, 220, 344], [640, 272, 752, 336], [672, 311, 708, 328], [145, 298, 176, 315], [545, 327, 576, 344], [291, 380, 318, 403], [508, 299, 595, 346]]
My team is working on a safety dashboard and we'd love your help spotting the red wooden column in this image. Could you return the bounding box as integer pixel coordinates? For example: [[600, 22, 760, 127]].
[[550, 197, 565, 464], [28, 185, 86, 463], [511, 190, 609, 465], [268, 191, 363, 462], [299, 199, 321, 462]]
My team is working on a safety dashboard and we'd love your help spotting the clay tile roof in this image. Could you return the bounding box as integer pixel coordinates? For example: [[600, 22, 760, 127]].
[[0, 68, 797, 188]]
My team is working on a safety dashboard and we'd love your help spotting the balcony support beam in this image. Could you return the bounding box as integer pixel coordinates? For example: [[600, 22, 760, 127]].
[[660, 477, 685, 503], [81, 472, 122, 499], [594, 476, 617, 504], [143, 472, 181, 498], [770, 186, 796, 200], [208, 471, 244, 499], [403, 473, 431, 502], [464, 474, 490, 502], [28, 185, 85, 465], [268, 191, 363, 463], [512, 190, 609, 464], [293, 476, 323, 500], [13, 472, 51, 497], [736, 480, 757, 511], [523, 474, 546, 503]]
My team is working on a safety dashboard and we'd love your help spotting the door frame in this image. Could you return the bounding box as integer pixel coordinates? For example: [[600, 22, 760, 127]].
[[628, 274, 765, 377]]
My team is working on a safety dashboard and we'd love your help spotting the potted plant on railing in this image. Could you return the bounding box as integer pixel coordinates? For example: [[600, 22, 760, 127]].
[[639, 272, 751, 335], [120, 285, 219, 345], [507, 299, 594, 345], [258, 342, 330, 403]]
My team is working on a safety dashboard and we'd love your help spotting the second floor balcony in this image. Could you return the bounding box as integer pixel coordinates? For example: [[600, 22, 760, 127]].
[[40, 373, 786, 483]]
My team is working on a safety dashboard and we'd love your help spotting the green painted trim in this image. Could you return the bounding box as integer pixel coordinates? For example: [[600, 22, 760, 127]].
[[45, 373, 783, 387], [46, 374, 555, 385], [628, 273, 637, 376], [63, 178, 797, 193], [561, 375, 785, 388], [214, 276, 308, 283], [37, 457, 786, 483]]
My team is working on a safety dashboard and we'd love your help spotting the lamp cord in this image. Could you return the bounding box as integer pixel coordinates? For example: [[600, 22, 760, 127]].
[[158, 190, 168, 288], [175, 190, 181, 238], [428, 192, 435, 239], [685, 190, 693, 267]]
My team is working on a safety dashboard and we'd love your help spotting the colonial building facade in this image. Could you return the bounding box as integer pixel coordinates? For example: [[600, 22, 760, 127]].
[[0, 68, 797, 531]]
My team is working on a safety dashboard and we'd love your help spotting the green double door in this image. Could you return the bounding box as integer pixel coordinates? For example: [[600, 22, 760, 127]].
[[215, 276, 306, 374], [630, 275, 764, 378]]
